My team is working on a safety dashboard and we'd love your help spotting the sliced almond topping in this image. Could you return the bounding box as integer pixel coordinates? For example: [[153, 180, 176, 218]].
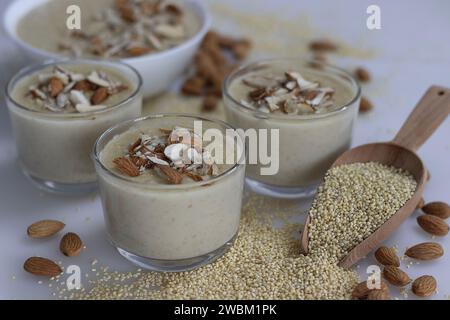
[[49, 77, 64, 98], [157, 165, 183, 184], [154, 24, 185, 39], [113, 157, 140, 177], [184, 172, 203, 182], [127, 46, 152, 57], [70, 90, 90, 106], [91, 87, 110, 105], [74, 80, 94, 92]]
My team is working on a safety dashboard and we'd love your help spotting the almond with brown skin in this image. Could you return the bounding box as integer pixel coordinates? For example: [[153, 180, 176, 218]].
[[374, 246, 400, 267], [355, 67, 371, 82], [309, 39, 338, 52], [184, 171, 203, 182], [417, 215, 449, 236], [202, 96, 219, 112], [422, 202, 450, 219], [352, 280, 388, 300], [367, 289, 390, 300], [232, 40, 252, 60], [359, 96, 373, 113], [181, 76, 205, 96], [24, 257, 62, 277], [27, 220, 65, 238], [127, 46, 151, 57], [157, 165, 183, 184], [49, 77, 64, 97], [383, 266, 411, 287], [405, 242, 444, 261], [74, 80, 94, 92], [91, 87, 109, 105], [412, 275, 437, 297], [60, 232, 83, 257], [113, 157, 140, 177]]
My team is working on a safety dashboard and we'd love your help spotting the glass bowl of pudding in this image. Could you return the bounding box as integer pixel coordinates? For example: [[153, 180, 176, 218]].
[[93, 114, 246, 272], [223, 58, 361, 198], [6, 59, 143, 194], [3, 0, 210, 97]]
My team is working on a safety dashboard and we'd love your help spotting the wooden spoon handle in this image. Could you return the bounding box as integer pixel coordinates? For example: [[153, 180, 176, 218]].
[[392, 86, 450, 151]]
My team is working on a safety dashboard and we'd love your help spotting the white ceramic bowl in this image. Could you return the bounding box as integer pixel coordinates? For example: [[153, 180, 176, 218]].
[[3, 0, 211, 98]]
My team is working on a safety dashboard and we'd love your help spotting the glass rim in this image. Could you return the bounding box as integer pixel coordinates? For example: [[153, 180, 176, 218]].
[[93, 113, 246, 190], [222, 57, 362, 120], [5, 58, 143, 119]]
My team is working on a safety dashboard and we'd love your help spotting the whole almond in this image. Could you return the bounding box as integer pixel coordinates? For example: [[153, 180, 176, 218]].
[[359, 96, 373, 113], [352, 280, 388, 299], [60, 232, 83, 257], [355, 67, 371, 82], [27, 220, 65, 238], [383, 266, 411, 287], [202, 95, 219, 112], [412, 275, 437, 297], [351, 281, 371, 299], [49, 77, 64, 97], [417, 215, 449, 236], [24, 257, 62, 277], [405, 242, 444, 261], [91, 87, 109, 105], [367, 289, 390, 300], [422, 202, 450, 219], [309, 39, 338, 52], [374, 246, 400, 267]]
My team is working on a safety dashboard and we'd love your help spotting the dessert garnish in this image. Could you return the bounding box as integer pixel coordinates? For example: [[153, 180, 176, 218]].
[[240, 71, 336, 114], [26, 66, 128, 113], [59, 0, 187, 58], [113, 127, 219, 184]]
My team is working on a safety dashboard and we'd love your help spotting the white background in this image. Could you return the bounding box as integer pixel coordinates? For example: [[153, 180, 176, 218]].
[[0, 0, 449, 299]]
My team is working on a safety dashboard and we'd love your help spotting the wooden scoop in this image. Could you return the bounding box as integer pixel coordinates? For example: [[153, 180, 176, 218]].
[[300, 86, 450, 268]]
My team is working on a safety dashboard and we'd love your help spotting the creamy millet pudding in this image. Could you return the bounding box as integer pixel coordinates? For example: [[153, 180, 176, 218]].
[[17, 0, 201, 59], [94, 115, 245, 271], [6, 60, 142, 193], [224, 59, 360, 197]]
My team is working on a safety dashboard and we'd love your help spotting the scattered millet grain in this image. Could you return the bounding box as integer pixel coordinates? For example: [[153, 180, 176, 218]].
[[54, 163, 415, 300], [307, 162, 417, 262], [58, 196, 358, 300]]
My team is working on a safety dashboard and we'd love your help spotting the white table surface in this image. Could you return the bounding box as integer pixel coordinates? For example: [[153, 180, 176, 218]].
[[0, 0, 449, 300]]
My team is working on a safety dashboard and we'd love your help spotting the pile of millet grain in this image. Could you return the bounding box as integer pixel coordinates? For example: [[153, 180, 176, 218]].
[[308, 162, 417, 262], [59, 162, 416, 300]]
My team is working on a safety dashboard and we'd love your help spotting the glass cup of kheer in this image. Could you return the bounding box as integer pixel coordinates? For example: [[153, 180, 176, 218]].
[[93, 114, 246, 271], [6, 59, 143, 194], [223, 59, 361, 198]]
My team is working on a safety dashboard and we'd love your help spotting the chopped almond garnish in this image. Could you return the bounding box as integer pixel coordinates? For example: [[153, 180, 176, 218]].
[[128, 138, 142, 153], [157, 165, 183, 184], [91, 87, 110, 105], [113, 157, 140, 177], [184, 172, 203, 182], [49, 77, 64, 98], [127, 46, 152, 57]]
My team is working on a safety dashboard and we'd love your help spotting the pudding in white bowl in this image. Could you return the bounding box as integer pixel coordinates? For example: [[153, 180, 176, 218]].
[[4, 0, 211, 97]]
